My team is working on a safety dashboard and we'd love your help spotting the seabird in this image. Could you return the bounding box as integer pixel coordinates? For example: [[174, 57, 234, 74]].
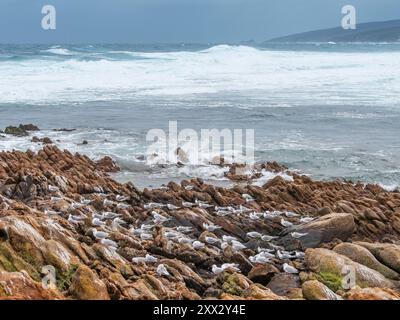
[[44, 209, 59, 216], [117, 203, 130, 209], [92, 229, 108, 240], [182, 201, 195, 208], [249, 212, 263, 220], [222, 235, 237, 243], [116, 195, 129, 202], [242, 194, 254, 202], [103, 199, 114, 206], [140, 233, 153, 241], [195, 199, 213, 209], [261, 235, 278, 242], [132, 257, 147, 264], [152, 212, 170, 224], [285, 211, 299, 218], [100, 238, 118, 249], [203, 223, 221, 232], [300, 216, 314, 223], [145, 254, 158, 263], [231, 240, 246, 251], [221, 242, 230, 250], [68, 214, 83, 225], [249, 254, 272, 264], [211, 263, 240, 274], [280, 218, 293, 227], [283, 263, 299, 274], [205, 236, 220, 245], [48, 185, 59, 192], [50, 196, 62, 202], [156, 264, 170, 277], [246, 231, 263, 239], [102, 211, 120, 219], [176, 226, 193, 233], [178, 237, 194, 244], [290, 232, 308, 239], [80, 198, 92, 205], [192, 241, 205, 250], [144, 202, 165, 209], [167, 204, 180, 210], [92, 218, 106, 226]]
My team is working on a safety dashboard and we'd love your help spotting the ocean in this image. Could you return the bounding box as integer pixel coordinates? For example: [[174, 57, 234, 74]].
[[0, 43, 399, 189]]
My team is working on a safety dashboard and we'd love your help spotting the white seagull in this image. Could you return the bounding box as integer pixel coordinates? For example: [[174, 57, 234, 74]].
[[246, 231, 263, 239], [156, 264, 170, 277], [290, 232, 308, 239], [283, 263, 299, 274], [203, 223, 221, 232], [280, 218, 293, 228], [92, 229, 108, 240]]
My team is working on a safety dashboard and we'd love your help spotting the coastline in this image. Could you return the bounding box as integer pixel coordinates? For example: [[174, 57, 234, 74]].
[[0, 136, 400, 299]]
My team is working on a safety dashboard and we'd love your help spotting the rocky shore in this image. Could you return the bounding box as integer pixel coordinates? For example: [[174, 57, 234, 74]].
[[1, 143, 400, 300]]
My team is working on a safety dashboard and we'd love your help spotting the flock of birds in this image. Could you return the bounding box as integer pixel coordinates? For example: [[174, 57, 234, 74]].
[[45, 186, 315, 277]]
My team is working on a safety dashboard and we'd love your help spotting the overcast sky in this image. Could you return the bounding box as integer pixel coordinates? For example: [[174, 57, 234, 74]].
[[0, 0, 398, 43]]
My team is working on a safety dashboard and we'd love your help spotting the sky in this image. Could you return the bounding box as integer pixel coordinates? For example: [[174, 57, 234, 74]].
[[0, 0, 399, 43]]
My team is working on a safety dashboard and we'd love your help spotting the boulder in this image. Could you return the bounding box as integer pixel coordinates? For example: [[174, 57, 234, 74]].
[[279, 213, 356, 249], [302, 280, 342, 300], [248, 264, 280, 286], [333, 243, 399, 280], [69, 265, 110, 300], [0, 271, 62, 300], [266, 273, 301, 298], [356, 242, 400, 274], [305, 248, 394, 290], [346, 287, 400, 300]]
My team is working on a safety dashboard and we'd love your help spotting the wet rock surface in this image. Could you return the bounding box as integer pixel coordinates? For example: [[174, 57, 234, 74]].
[[0, 146, 399, 300]]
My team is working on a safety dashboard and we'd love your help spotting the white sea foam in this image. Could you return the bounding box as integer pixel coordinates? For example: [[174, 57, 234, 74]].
[[0, 45, 399, 105]]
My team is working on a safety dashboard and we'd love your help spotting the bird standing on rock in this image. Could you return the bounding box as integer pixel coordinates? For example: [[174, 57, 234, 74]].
[[290, 232, 308, 239], [261, 235, 278, 242], [92, 228, 108, 240], [152, 211, 169, 224], [100, 238, 118, 250], [280, 218, 293, 227], [192, 241, 205, 250], [285, 211, 299, 218], [203, 223, 221, 232], [156, 264, 170, 277], [246, 231, 263, 239], [283, 263, 299, 274]]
